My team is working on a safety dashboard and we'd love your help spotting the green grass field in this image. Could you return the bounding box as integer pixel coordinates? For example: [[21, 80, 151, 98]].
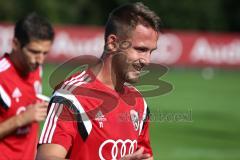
[[42, 63, 240, 160]]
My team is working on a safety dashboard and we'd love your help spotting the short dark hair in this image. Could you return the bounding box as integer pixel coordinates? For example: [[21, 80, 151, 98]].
[[104, 2, 161, 41], [14, 12, 55, 47]]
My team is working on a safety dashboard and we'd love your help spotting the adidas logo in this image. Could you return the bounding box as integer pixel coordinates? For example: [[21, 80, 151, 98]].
[[12, 88, 22, 102], [95, 111, 107, 128], [95, 111, 106, 120]]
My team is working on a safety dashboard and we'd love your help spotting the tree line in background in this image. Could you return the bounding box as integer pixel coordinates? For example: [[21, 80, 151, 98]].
[[0, 0, 239, 32]]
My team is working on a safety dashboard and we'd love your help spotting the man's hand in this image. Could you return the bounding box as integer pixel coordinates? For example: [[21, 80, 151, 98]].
[[120, 147, 153, 160], [0, 101, 48, 139], [17, 101, 48, 127]]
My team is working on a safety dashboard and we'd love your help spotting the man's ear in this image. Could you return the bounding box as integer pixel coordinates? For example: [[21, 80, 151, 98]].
[[12, 38, 21, 51], [105, 34, 118, 53]]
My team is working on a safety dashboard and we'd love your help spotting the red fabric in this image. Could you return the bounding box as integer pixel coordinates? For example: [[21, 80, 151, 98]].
[[137, 116, 153, 156], [39, 70, 152, 159], [0, 54, 41, 160]]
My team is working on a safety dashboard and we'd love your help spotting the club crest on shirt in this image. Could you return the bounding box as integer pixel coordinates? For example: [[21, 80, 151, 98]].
[[130, 110, 139, 131]]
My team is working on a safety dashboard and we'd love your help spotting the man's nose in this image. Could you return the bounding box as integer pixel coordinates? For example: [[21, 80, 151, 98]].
[[35, 53, 45, 64], [141, 52, 151, 65]]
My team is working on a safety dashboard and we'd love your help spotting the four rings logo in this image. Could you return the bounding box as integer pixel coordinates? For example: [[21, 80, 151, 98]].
[[99, 139, 137, 160]]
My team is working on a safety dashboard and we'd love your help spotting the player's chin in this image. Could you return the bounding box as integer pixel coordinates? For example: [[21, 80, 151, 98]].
[[29, 68, 37, 72], [29, 64, 39, 72], [125, 72, 140, 84]]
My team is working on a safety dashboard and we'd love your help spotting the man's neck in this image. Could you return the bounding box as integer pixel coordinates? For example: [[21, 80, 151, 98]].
[[90, 57, 124, 93]]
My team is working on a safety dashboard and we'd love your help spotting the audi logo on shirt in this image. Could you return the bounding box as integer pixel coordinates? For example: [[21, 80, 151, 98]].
[[98, 139, 137, 160]]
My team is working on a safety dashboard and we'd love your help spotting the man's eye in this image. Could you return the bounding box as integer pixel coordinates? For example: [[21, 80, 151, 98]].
[[27, 49, 41, 54], [135, 47, 148, 52], [31, 51, 40, 54]]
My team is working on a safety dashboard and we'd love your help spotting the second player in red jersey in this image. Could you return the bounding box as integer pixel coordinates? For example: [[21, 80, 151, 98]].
[[0, 13, 54, 160], [0, 54, 42, 159]]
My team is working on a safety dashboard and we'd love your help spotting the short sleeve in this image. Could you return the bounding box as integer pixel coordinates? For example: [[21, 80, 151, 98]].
[[0, 84, 11, 114], [39, 101, 77, 151]]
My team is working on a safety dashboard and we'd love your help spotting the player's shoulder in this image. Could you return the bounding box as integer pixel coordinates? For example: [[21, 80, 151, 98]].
[[54, 70, 92, 92], [0, 55, 11, 74]]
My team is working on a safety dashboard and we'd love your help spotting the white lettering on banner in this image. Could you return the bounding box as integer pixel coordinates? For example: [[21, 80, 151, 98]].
[[0, 26, 13, 56], [151, 33, 182, 64], [51, 32, 104, 58], [1, 24, 240, 66], [99, 139, 137, 160], [191, 38, 240, 64]]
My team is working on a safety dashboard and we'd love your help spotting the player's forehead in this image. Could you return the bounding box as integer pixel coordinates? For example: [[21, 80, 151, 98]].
[[128, 24, 158, 48], [24, 39, 52, 50]]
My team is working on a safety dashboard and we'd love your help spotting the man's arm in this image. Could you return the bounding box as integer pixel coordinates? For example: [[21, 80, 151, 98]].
[[36, 144, 152, 160], [121, 147, 153, 160], [36, 144, 68, 160], [0, 102, 48, 139], [37, 101, 75, 160]]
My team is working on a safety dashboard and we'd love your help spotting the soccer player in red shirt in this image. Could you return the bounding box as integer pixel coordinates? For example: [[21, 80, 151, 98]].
[[37, 2, 160, 160], [0, 13, 54, 159]]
